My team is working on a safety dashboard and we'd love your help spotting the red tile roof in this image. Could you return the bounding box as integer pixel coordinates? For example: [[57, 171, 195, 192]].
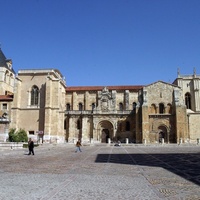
[[66, 85, 143, 92]]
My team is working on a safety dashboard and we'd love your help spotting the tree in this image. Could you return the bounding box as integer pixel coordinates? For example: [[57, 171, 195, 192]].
[[8, 128, 28, 142]]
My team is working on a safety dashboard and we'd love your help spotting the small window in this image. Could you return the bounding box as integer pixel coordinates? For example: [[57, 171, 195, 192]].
[[2, 103, 7, 110], [92, 103, 95, 110], [159, 103, 164, 114], [79, 103, 83, 111], [29, 131, 34, 135], [119, 103, 123, 111], [66, 103, 70, 111]]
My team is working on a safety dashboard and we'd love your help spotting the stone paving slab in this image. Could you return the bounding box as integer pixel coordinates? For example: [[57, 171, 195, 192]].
[[0, 144, 200, 200]]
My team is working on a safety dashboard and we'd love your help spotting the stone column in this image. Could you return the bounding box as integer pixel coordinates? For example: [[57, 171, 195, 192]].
[[81, 116, 88, 141], [68, 117, 75, 142]]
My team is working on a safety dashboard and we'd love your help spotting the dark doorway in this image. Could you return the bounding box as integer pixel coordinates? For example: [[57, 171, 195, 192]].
[[159, 131, 165, 143], [102, 129, 109, 143]]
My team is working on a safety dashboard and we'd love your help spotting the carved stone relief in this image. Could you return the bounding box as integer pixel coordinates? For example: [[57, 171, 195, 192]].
[[97, 87, 113, 112]]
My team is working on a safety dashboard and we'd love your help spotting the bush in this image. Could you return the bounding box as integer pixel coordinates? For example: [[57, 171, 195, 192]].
[[8, 128, 28, 142]]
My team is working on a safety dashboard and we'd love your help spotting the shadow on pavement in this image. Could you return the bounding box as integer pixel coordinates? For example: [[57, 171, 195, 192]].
[[95, 153, 200, 186]]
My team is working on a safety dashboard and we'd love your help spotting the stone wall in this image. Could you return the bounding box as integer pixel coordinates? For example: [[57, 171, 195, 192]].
[[188, 113, 200, 143]]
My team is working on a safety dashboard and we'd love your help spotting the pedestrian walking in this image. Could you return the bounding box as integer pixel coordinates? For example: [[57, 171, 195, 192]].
[[28, 138, 34, 155], [75, 139, 82, 152]]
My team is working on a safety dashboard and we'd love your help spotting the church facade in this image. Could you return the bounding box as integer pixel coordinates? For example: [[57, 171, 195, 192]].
[[0, 49, 199, 144]]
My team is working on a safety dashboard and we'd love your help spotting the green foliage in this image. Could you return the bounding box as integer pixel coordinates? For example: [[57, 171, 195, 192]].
[[8, 128, 28, 142]]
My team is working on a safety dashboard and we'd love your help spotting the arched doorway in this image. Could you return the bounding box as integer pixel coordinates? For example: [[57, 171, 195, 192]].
[[102, 129, 109, 143], [97, 120, 114, 143], [158, 125, 168, 143]]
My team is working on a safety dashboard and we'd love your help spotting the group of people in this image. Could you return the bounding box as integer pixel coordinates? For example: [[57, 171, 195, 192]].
[[27, 138, 82, 155]]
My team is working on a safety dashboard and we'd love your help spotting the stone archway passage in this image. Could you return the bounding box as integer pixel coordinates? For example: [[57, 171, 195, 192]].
[[158, 125, 168, 143], [97, 120, 114, 143], [102, 129, 109, 143]]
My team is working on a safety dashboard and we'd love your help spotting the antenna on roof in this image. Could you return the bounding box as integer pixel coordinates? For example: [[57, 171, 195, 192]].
[[177, 67, 180, 76]]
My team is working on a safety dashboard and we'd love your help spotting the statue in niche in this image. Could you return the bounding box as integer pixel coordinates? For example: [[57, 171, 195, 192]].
[[99, 87, 112, 111]]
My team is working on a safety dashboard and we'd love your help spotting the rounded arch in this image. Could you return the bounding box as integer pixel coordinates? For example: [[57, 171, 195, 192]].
[[152, 118, 172, 143], [166, 103, 172, 114], [78, 102, 83, 111], [96, 120, 114, 143], [150, 103, 157, 114], [158, 125, 168, 143]]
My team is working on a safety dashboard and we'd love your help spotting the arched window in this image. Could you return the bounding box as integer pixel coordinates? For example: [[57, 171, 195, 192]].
[[79, 103, 83, 111], [31, 85, 39, 105], [126, 121, 130, 131], [66, 103, 70, 111], [151, 104, 156, 114], [119, 103, 123, 111], [166, 103, 172, 114], [185, 93, 191, 109], [132, 102, 137, 114], [159, 103, 164, 114], [132, 102, 137, 110]]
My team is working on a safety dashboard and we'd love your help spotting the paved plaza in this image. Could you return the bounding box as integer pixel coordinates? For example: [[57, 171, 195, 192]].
[[0, 144, 200, 200]]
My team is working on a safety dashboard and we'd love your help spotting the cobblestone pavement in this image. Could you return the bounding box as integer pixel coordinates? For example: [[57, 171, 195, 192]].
[[0, 144, 200, 200]]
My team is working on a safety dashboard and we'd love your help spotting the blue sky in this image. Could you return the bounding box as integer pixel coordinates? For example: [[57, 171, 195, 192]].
[[1, 0, 200, 86]]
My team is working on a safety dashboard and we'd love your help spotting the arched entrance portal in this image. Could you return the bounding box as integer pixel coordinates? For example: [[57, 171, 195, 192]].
[[158, 125, 168, 143], [97, 120, 114, 143]]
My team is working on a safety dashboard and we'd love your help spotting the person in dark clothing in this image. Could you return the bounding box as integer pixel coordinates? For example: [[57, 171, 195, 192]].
[[28, 138, 34, 155]]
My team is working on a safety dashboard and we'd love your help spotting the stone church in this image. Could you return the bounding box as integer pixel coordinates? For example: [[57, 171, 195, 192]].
[[0, 48, 199, 144]]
